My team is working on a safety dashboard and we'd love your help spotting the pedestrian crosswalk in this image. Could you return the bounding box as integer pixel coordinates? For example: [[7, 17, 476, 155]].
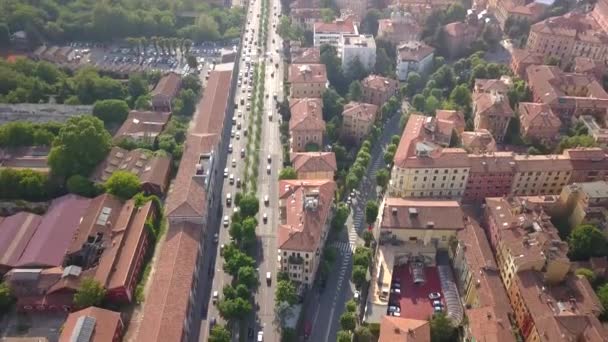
[[332, 241, 354, 254]]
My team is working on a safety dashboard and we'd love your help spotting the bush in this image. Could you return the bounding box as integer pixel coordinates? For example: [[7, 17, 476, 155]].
[[105, 171, 141, 200], [67, 175, 100, 198], [92, 99, 130, 124]]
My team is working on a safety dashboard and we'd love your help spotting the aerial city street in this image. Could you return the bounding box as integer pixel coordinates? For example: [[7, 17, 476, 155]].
[[3, 0, 608, 341]]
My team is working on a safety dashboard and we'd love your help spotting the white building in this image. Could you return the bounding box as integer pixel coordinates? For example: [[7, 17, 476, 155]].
[[395, 41, 435, 81], [313, 19, 358, 47], [340, 34, 376, 73]]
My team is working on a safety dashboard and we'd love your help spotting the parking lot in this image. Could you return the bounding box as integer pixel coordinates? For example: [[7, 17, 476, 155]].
[[388, 262, 444, 321], [36, 39, 239, 75]]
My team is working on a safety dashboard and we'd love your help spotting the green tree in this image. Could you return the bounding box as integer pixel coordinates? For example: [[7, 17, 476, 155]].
[[237, 266, 258, 288], [281, 328, 297, 342], [383, 150, 395, 165], [424, 95, 440, 115], [354, 326, 372, 342], [337, 330, 353, 342], [175, 89, 197, 116], [568, 224, 608, 261], [575, 268, 596, 284], [73, 277, 106, 308], [0, 282, 13, 311], [241, 217, 257, 246], [209, 325, 231, 342], [217, 297, 252, 321], [412, 94, 425, 112], [223, 249, 256, 275], [365, 201, 379, 225], [67, 175, 99, 197], [0, 23, 10, 48], [340, 312, 357, 331], [558, 135, 596, 152], [186, 54, 198, 69], [449, 84, 471, 108], [279, 167, 298, 180], [346, 299, 357, 313], [92, 99, 129, 123], [105, 171, 141, 200], [128, 74, 148, 100], [48, 116, 112, 178], [352, 265, 367, 289], [331, 203, 350, 231], [363, 231, 374, 247], [597, 283, 608, 317], [276, 279, 298, 305], [322, 88, 345, 121], [348, 81, 363, 101], [346, 56, 368, 81], [375, 169, 390, 188], [430, 312, 456, 342], [229, 221, 243, 242], [182, 74, 202, 94], [239, 193, 260, 218]]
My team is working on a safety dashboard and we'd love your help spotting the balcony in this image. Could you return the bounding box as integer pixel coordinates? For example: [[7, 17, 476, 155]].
[[288, 255, 305, 265]]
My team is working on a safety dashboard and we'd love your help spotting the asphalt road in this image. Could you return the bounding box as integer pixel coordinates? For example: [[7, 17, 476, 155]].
[[301, 113, 403, 341]]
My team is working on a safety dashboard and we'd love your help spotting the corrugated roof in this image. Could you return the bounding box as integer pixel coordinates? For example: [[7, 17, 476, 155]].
[[59, 306, 122, 342]]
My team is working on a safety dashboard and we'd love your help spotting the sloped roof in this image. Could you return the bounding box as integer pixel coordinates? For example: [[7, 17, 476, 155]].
[[519, 102, 561, 131], [59, 307, 122, 342], [378, 316, 430, 342], [381, 198, 465, 231], [291, 152, 337, 173], [288, 64, 327, 84], [461, 130, 497, 154], [289, 98, 326, 131], [342, 101, 379, 122], [113, 111, 171, 141], [151, 72, 181, 97]]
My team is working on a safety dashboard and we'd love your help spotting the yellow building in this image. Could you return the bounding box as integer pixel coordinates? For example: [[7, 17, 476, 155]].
[[290, 152, 337, 180], [511, 155, 572, 196], [559, 181, 608, 230], [340, 101, 379, 142], [288, 64, 328, 98]]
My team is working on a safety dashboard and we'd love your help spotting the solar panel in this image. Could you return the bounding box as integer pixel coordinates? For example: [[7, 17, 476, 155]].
[[70, 315, 96, 342]]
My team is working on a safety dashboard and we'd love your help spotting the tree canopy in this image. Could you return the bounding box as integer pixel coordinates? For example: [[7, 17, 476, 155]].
[[93, 99, 130, 124], [430, 312, 457, 342], [279, 167, 297, 180], [568, 224, 608, 261], [209, 325, 231, 342], [73, 277, 106, 308], [48, 115, 112, 178], [365, 201, 379, 225], [276, 279, 298, 305], [105, 171, 141, 199]]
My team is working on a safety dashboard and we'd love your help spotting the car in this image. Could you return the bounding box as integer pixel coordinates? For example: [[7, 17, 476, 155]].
[[264, 195, 269, 205], [220, 244, 225, 255], [223, 168, 228, 177], [209, 317, 217, 330], [241, 148, 246, 158], [228, 144, 233, 153], [390, 311, 401, 317], [223, 215, 229, 227], [232, 158, 237, 167], [212, 291, 219, 304], [257, 331, 263, 342], [213, 233, 219, 243], [428, 292, 441, 300], [226, 193, 232, 206], [230, 129, 235, 138], [267, 155, 271, 163], [266, 271, 271, 285], [392, 282, 401, 289], [263, 213, 268, 223], [229, 174, 234, 184], [266, 165, 271, 174], [433, 306, 443, 313], [391, 288, 401, 294], [432, 300, 442, 307], [236, 132, 240, 140], [388, 305, 401, 313], [354, 291, 360, 301]]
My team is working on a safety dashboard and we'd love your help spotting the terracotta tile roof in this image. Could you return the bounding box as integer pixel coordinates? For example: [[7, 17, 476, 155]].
[[531, 12, 608, 44], [291, 152, 337, 173], [288, 64, 327, 84], [474, 92, 514, 119], [394, 114, 470, 169], [513, 271, 607, 342], [291, 47, 321, 64], [289, 97, 326, 131], [0, 212, 42, 269], [397, 41, 435, 62], [342, 101, 379, 123], [361, 75, 399, 93], [564, 147, 608, 172], [378, 316, 430, 342], [59, 306, 122, 342], [15, 195, 92, 268], [377, 17, 421, 41], [165, 133, 215, 218], [461, 130, 497, 154], [526, 65, 608, 106], [151, 72, 181, 97], [192, 69, 232, 136], [1, 338, 48, 342], [313, 20, 357, 34], [91, 147, 171, 194], [0, 146, 50, 172], [136, 221, 201, 342], [468, 152, 516, 173], [510, 48, 543, 66], [443, 21, 477, 37], [474, 78, 512, 95], [513, 154, 572, 172], [277, 179, 336, 252], [574, 57, 606, 76], [381, 198, 465, 231], [466, 306, 517, 342], [435, 110, 465, 134], [113, 111, 171, 142], [518, 102, 561, 131]]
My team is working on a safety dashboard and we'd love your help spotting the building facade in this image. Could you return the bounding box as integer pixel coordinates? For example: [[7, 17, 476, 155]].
[[361, 75, 399, 107], [341, 101, 379, 142], [340, 34, 376, 72], [289, 98, 326, 152], [313, 19, 358, 47], [288, 64, 328, 98], [395, 41, 435, 81]]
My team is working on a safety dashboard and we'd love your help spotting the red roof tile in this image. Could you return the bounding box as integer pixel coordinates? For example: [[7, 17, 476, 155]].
[[192, 69, 233, 136], [291, 152, 337, 173], [289, 98, 325, 131], [378, 316, 430, 342], [113, 111, 171, 142], [342, 101, 378, 123], [59, 307, 122, 342], [151, 72, 181, 98], [288, 64, 327, 84], [381, 198, 465, 231], [313, 20, 357, 34]]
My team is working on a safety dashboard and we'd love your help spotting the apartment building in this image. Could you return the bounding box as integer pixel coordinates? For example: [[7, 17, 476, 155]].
[[509, 270, 605, 342], [113, 110, 171, 144], [526, 65, 608, 121], [335, 0, 368, 19], [395, 41, 435, 81], [277, 179, 336, 285], [151, 72, 181, 112], [463, 152, 515, 202], [573, 56, 606, 81], [490, 0, 547, 29], [378, 198, 465, 249], [579, 114, 608, 144], [377, 12, 421, 45], [473, 92, 514, 143], [289, 98, 325, 152], [378, 317, 430, 342], [460, 130, 497, 154], [509, 48, 543, 80], [592, 0, 608, 31], [288, 64, 328, 98], [341, 101, 379, 142], [511, 154, 572, 196], [313, 19, 358, 47], [340, 34, 376, 72], [559, 180, 608, 231], [390, 114, 471, 199], [361, 74, 399, 107], [563, 147, 608, 183], [291, 47, 321, 64], [443, 21, 479, 58], [291, 152, 337, 179], [526, 12, 608, 65], [483, 197, 571, 290], [451, 219, 517, 342], [518, 102, 562, 144], [292, 8, 322, 30], [473, 77, 512, 96]]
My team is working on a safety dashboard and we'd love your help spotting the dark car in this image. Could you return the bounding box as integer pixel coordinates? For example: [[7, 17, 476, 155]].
[[248, 328, 254, 339]]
